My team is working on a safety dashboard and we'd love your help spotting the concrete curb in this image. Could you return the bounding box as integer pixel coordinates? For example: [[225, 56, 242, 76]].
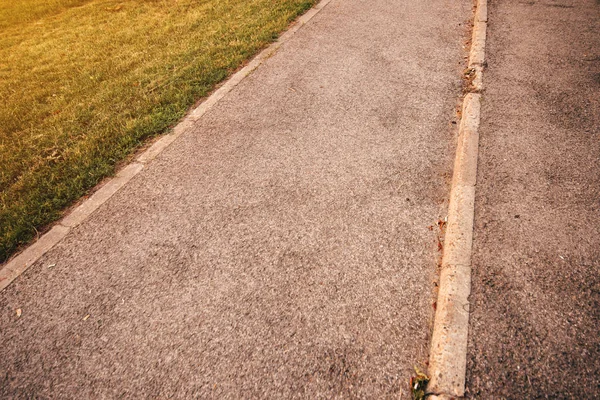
[[427, 0, 487, 397], [469, 3, 487, 93], [429, 394, 459, 400], [0, 0, 332, 293]]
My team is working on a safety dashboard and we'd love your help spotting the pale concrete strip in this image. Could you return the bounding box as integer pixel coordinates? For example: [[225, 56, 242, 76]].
[[137, 0, 333, 165], [428, 263, 472, 395], [136, 116, 197, 164], [475, 0, 487, 23], [470, 65, 484, 92], [469, 21, 487, 68], [0, 225, 69, 292], [60, 163, 145, 228], [427, 0, 487, 394], [0, 163, 144, 291], [187, 0, 332, 123], [0, 0, 332, 293], [429, 395, 457, 400], [441, 183, 476, 268], [451, 94, 481, 188], [427, 96, 480, 398], [137, 134, 179, 164], [468, 12, 487, 93]]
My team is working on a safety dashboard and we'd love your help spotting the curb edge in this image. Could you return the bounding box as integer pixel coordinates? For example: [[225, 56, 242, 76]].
[[426, 0, 487, 396]]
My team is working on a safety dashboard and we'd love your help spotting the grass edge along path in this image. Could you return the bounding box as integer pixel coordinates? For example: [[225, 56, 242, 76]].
[[0, 0, 316, 263]]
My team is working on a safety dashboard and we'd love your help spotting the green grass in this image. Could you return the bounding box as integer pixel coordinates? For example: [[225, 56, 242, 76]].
[[0, 0, 315, 262]]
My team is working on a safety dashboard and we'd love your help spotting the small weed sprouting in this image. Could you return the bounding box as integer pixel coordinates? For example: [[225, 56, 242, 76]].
[[410, 367, 430, 400]]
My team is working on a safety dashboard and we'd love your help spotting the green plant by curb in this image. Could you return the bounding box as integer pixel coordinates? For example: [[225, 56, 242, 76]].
[[410, 367, 430, 400]]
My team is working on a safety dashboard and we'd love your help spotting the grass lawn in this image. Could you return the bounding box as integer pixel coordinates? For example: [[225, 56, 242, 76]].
[[0, 0, 315, 262]]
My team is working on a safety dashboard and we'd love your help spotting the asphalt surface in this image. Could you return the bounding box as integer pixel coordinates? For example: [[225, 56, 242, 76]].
[[0, 0, 470, 398], [466, 0, 600, 398]]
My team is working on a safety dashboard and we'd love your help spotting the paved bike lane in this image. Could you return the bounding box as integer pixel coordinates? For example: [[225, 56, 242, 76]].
[[0, 0, 469, 397]]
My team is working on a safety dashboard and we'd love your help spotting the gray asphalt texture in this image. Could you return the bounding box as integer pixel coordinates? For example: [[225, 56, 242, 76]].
[[466, 0, 600, 398], [0, 0, 470, 398]]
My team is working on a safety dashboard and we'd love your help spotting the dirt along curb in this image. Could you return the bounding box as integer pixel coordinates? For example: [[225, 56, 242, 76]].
[[0, 0, 332, 293], [426, 0, 487, 398]]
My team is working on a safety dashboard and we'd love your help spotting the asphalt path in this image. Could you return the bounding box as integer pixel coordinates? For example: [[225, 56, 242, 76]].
[[466, 0, 600, 397], [0, 0, 469, 398]]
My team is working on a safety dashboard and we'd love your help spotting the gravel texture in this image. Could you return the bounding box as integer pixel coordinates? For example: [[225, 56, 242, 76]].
[[466, 0, 600, 397], [0, 0, 470, 398]]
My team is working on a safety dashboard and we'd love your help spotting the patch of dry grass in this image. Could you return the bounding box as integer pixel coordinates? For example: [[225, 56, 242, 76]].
[[0, 0, 315, 262]]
